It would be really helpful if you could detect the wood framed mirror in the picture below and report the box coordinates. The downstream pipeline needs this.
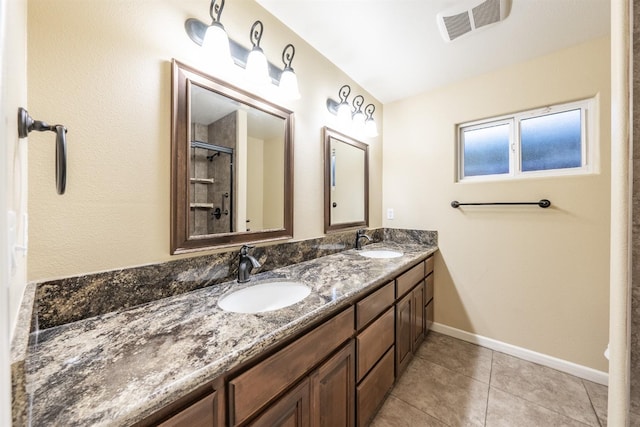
[323,127,369,233]
[171,59,294,254]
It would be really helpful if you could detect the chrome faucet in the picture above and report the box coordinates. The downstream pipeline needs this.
[238,245,261,283]
[355,229,372,250]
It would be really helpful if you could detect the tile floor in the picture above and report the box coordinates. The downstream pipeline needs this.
[370,332,609,427]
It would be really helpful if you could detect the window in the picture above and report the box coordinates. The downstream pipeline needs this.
[457,98,597,181]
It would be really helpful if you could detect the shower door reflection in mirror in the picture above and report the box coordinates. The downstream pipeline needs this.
[189,138,234,235]
[171,60,293,254]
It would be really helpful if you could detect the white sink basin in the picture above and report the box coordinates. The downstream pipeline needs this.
[218,281,311,313]
[358,249,403,259]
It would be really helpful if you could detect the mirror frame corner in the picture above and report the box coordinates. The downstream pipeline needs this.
[323,126,369,234]
[170,59,294,254]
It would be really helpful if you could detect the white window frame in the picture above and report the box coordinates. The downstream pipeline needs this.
[457,97,598,182]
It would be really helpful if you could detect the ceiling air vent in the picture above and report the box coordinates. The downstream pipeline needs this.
[442,12,472,41]
[437,0,511,42]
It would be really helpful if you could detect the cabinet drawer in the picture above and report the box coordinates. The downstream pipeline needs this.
[425,255,434,277]
[356,346,395,427]
[425,273,434,305]
[229,307,354,426]
[356,307,394,382]
[158,391,217,427]
[356,281,394,330]
[396,262,424,298]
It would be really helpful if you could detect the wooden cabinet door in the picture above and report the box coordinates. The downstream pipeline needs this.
[249,379,311,427]
[425,300,434,333]
[310,341,355,427]
[412,281,425,351]
[395,292,413,377]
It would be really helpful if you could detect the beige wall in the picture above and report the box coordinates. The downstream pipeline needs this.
[383,37,611,371]
[26,0,382,282]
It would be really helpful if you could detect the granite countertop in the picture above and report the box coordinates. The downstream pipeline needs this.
[24,242,437,426]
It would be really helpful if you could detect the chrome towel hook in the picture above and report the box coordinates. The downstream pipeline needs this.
[17,107,67,195]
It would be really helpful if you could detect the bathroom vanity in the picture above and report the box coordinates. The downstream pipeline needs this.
[138,249,435,427]
[18,240,436,426]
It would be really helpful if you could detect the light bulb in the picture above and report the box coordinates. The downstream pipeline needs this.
[246,47,270,86]
[353,111,366,133]
[365,119,378,137]
[202,23,233,71]
[337,102,352,127]
[279,69,300,100]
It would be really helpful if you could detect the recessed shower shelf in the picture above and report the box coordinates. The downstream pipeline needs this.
[190,203,214,209]
[190,178,215,184]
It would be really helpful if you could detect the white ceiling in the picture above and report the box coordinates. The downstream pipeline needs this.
[256,0,610,104]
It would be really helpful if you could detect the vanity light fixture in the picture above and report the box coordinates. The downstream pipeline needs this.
[245,21,270,86]
[326,85,378,137]
[325,84,353,127]
[201,0,233,70]
[184,1,301,100]
[364,104,378,137]
[278,44,301,100]
[351,95,366,133]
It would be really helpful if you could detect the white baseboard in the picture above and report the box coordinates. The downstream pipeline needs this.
[431,322,609,386]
